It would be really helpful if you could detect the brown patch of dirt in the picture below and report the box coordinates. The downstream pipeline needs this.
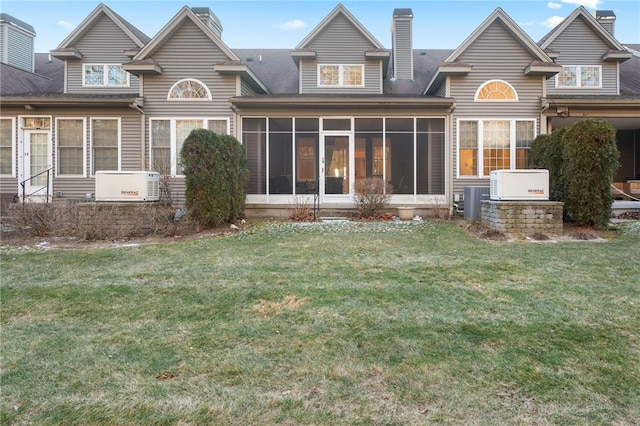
[458,220,614,242]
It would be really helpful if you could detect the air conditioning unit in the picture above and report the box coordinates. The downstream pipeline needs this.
[490,170,549,201]
[95,171,160,202]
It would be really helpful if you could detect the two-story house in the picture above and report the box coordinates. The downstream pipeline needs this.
[1,3,638,214]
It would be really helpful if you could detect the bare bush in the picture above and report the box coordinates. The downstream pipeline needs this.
[353,177,392,219]
[289,196,315,222]
[428,197,451,220]
[10,202,193,241]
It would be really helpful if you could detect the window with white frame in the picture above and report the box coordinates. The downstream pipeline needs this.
[458,119,535,177]
[556,65,601,88]
[83,64,129,87]
[150,118,229,176]
[168,79,212,100]
[475,80,518,101]
[91,118,119,174]
[0,118,15,175]
[318,65,364,87]
[57,118,85,176]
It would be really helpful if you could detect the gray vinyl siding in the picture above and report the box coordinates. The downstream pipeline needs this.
[240,78,258,96]
[3,25,34,72]
[140,20,241,206]
[545,16,619,95]
[66,15,141,94]
[393,19,412,80]
[300,13,382,94]
[0,106,142,200]
[448,21,544,194]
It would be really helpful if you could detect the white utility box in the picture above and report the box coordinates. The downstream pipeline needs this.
[490,170,549,201]
[95,171,160,201]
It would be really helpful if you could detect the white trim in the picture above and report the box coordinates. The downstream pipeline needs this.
[90,117,121,176]
[0,117,16,177]
[149,117,230,176]
[456,118,537,179]
[555,65,602,89]
[167,78,212,101]
[474,79,519,102]
[317,64,365,88]
[55,117,87,178]
[82,64,130,87]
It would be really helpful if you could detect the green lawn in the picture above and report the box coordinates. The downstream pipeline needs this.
[2,221,639,425]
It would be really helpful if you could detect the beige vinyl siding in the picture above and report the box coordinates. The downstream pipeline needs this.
[66,15,141,94]
[449,21,544,194]
[300,13,382,94]
[545,16,618,95]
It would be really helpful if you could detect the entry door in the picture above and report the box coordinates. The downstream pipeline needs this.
[322,135,350,197]
[21,130,52,197]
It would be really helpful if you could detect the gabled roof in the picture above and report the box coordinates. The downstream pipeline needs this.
[424,8,558,95]
[539,6,630,58]
[131,6,239,62]
[52,3,149,55]
[294,3,385,50]
[125,7,268,94]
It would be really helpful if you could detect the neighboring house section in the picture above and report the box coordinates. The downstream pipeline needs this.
[0,13,36,73]
[1,3,638,211]
[538,7,638,182]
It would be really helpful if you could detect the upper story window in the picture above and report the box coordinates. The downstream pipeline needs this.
[318,65,364,87]
[83,64,129,87]
[556,65,601,88]
[168,79,212,100]
[475,80,518,101]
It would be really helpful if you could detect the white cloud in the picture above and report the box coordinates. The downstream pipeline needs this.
[547,2,563,9]
[520,20,536,28]
[276,19,307,30]
[541,15,566,28]
[560,0,601,9]
[57,20,73,29]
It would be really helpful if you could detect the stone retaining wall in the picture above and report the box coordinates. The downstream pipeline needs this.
[77,202,166,238]
[481,200,564,234]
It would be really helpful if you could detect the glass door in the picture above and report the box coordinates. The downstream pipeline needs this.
[322,135,350,197]
[22,130,52,197]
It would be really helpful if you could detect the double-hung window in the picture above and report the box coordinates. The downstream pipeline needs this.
[83,64,129,87]
[318,65,364,87]
[57,118,85,176]
[91,118,119,174]
[458,119,535,177]
[556,65,601,88]
[0,118,15,176]
[150,118,229,176]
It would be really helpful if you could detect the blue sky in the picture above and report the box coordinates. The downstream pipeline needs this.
[2,0,639,53]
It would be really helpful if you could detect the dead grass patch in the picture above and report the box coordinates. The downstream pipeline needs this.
[252,295,310,317]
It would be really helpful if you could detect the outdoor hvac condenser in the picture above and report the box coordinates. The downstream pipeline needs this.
[490,170,549,201]
[95,171,160,202]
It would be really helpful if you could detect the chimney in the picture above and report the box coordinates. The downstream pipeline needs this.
[391,8,413,80]
[595,10,616,37]
[192,7,223,39]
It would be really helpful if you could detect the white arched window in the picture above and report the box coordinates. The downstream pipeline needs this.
[474,80,518,101]
[167,79,212,101]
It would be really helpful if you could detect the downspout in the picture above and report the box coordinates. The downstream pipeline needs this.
[540,97,550,134]
[129,98,145,170]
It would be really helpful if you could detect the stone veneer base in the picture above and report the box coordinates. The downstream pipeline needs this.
[481,200,564,235]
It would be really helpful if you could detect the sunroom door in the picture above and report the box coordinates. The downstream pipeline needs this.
[21,129,52,198]
[322,134,351,199]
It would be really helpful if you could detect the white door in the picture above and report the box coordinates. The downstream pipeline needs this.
[21,130,52,198]
[321,134,351,200]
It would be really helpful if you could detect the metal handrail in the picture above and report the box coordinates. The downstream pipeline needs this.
[313,178,320,221]
[19,167,52,204]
